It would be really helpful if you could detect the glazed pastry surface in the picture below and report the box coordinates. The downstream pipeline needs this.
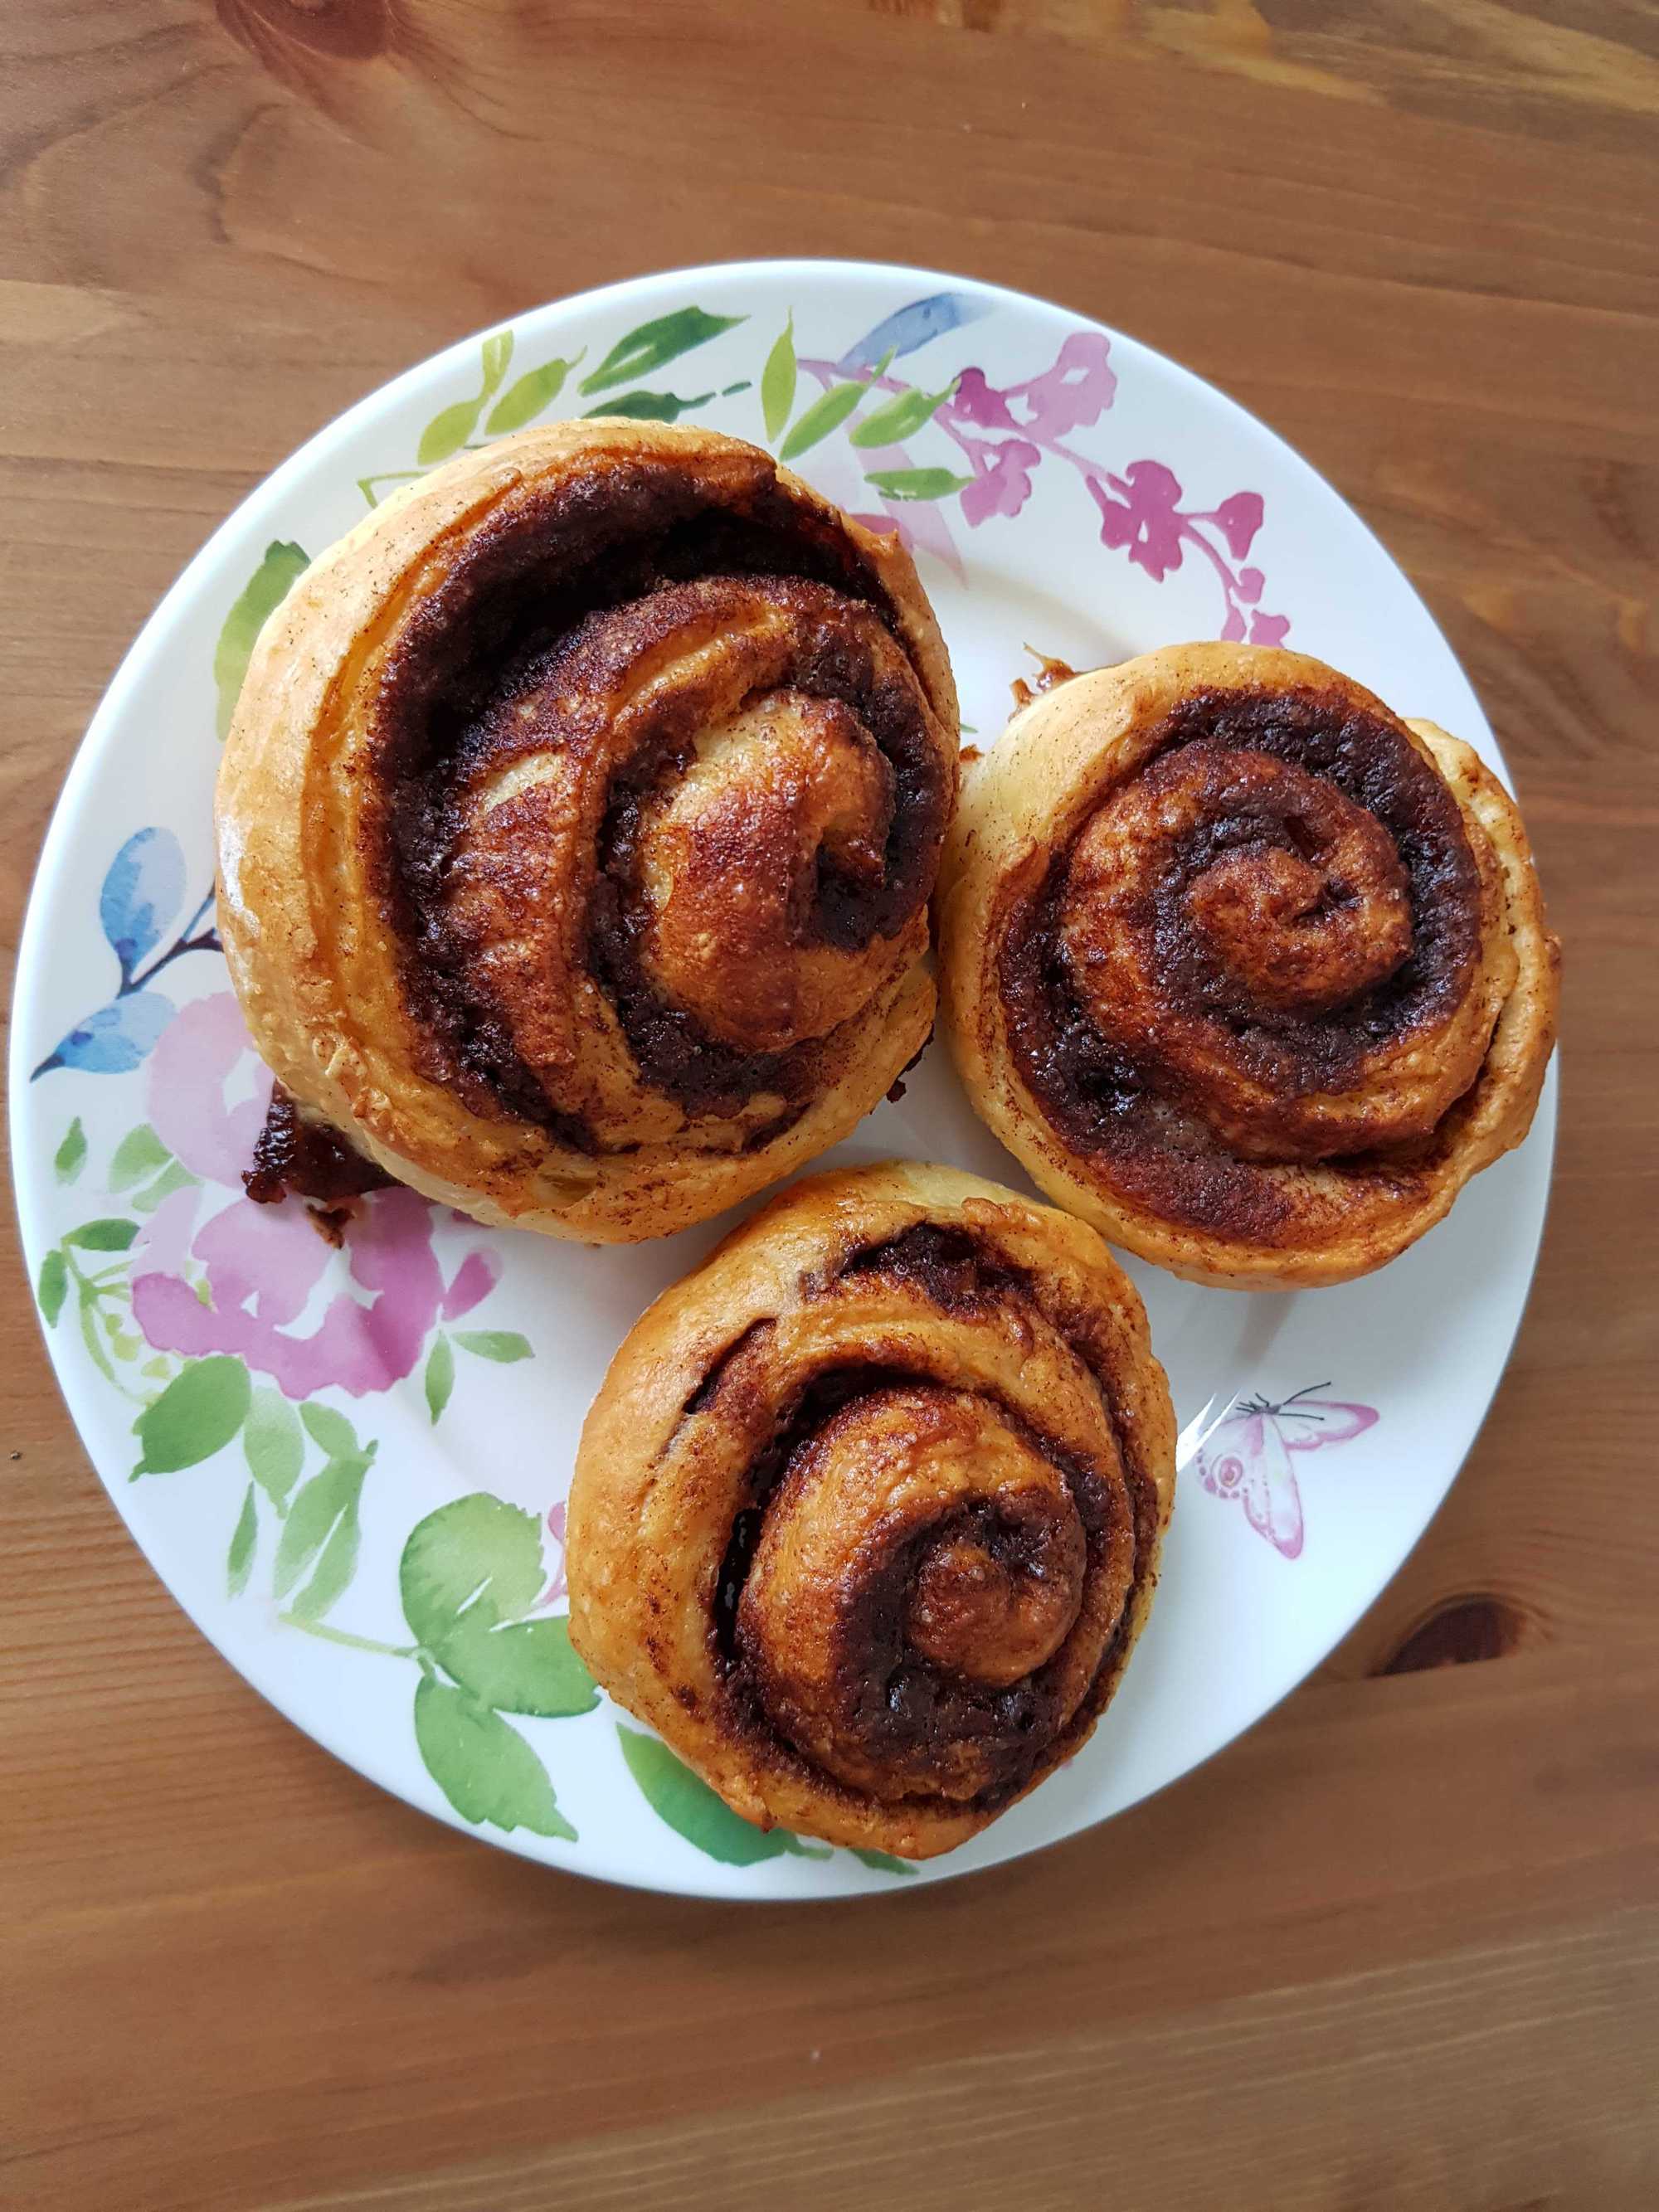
[566,1162,1175,1858]
[216,419,958,1241]
[939,644,1559,1288]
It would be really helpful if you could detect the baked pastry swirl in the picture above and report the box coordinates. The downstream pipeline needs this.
[216,420,958,1241]
[567,1162,1175,1859]
[941,644,1559,1288]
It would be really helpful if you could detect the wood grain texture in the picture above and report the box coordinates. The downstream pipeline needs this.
[1,2,1655,2206]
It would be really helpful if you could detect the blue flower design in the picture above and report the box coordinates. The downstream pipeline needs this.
[32,828,218,1080]
[835,292,992,373]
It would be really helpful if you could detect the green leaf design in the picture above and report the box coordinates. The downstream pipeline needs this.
[852,1848,917,1875]
[578,306,745,397]
[479,328,514,395]
[274,1456,367,1602]
[414,1678,576,1840]
[443,1616,597,1719]
[244,1386,304,1508]
[132,1355,251,1477]
[583,389,713,422]
[299,1403,361,1460]
[131,1160,196,1214]
[416,398,483,467]
[141,1356,171,1382]
[226,1485,258,1597]
[761,314,796,441]
[54,1120,87,1185]
[36,1249,69,1330]
[424,1334,455,1424]
[618,1726,806,1864]
[779,382,866,461]
[863,466,973,500]
[79,1291,118,1386]
[287,1494,362,1623]
[452,1330,532,1364]
[849,379,958,449]
[214,541,309,739]
[108,1123,170,1192]
[414,332,510,464]
[65,1218,138,1252]
[400,1493,545,1646]
[484,356,578,435]
[399,1494,593,1715]
[777,349,893,463]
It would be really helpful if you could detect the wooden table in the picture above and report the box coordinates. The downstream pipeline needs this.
[2,6,1654,2207]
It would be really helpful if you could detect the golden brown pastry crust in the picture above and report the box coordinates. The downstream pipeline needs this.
[939,644,1559,1290]
[566,1161,1175,1859]
[216,419,958,1242]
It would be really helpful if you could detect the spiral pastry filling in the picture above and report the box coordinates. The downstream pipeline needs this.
[694,1228,1153,1816]
[566,1169,1175,1855]
[217,425,958,1237]
[727,1368,1114,1805]
[999,684,1514,1240]
[380,530,950,1157]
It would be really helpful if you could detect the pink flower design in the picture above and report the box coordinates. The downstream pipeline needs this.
[1210,492,1264,562]
[1087,460,1188,581]
[881,493,966,579]
[950,367,1020,432]
[804,317,1289,659]
[539,1501,569,1608]
[945,334,1116,445]
[129,993,501,1399]
[1014,331,1117,440]
[147,994,268,1184]
[960,435,1041,527]
[442,1251,499,1320]
[1083,461,1291,642]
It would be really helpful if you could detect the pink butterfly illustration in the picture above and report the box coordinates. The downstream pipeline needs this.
[1194,1384,1379,1560]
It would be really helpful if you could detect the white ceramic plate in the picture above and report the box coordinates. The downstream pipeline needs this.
[10,260,1554,1898]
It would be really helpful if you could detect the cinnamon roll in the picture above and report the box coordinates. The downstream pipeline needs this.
[940,644,1559,1289]
[566,1162,1175,1859]
[215,421,958,1242]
